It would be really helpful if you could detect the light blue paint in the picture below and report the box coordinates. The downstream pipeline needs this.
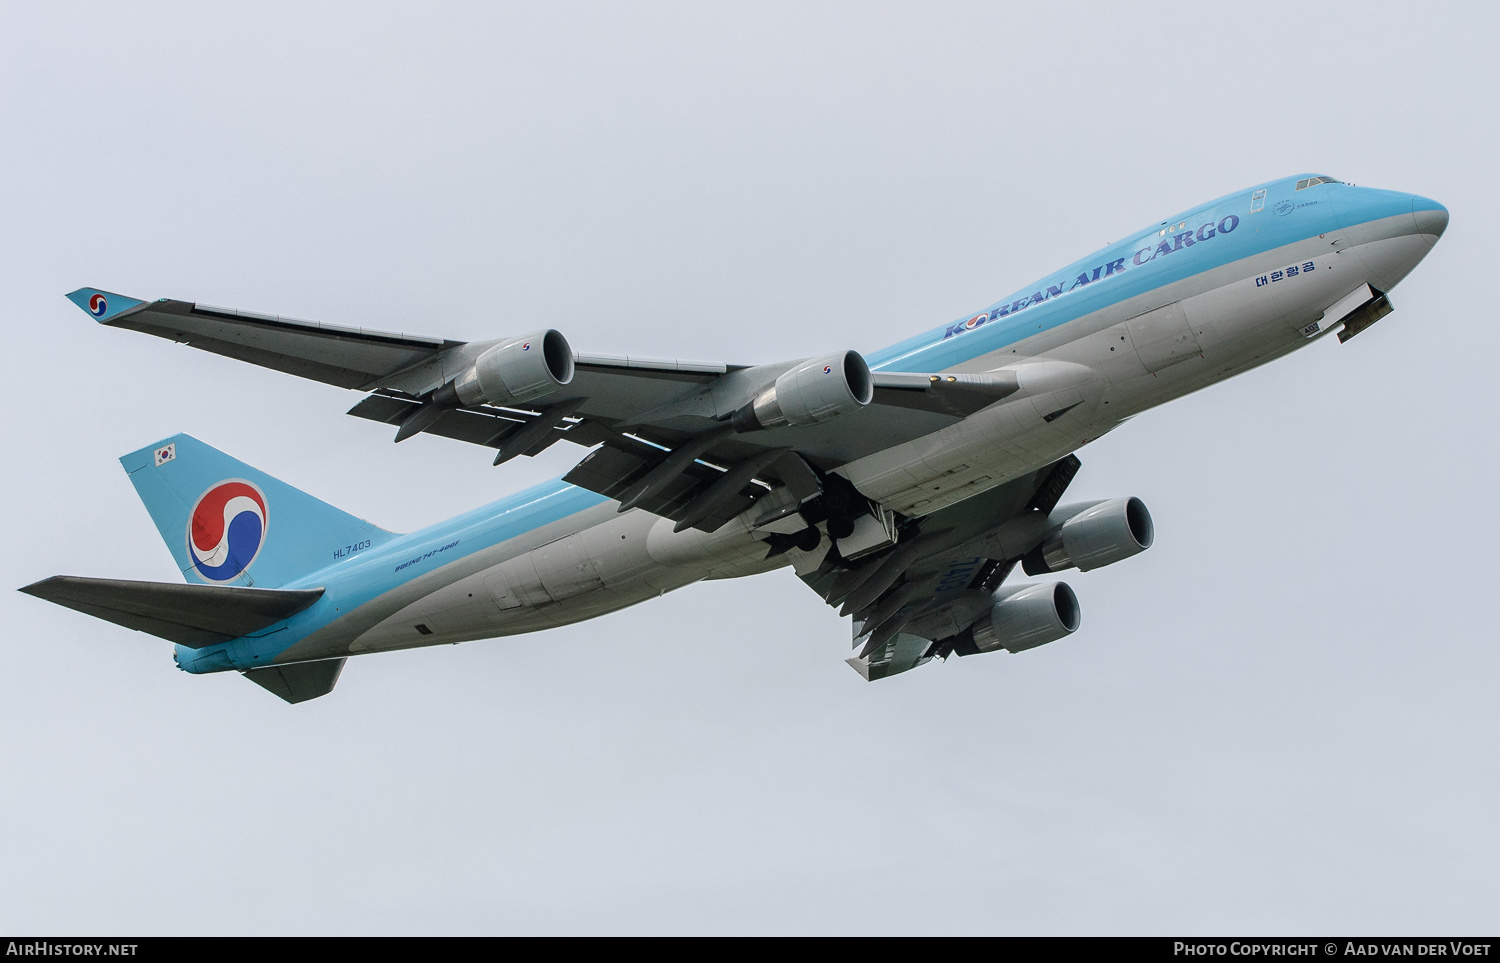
[865,175,1425,373]
[65,287,145,323]
[165,462,608,673]
[122,434,396,589]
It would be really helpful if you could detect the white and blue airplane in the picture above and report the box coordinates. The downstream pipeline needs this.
[23,174,1447,703]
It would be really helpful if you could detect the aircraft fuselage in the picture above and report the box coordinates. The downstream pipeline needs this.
[106,175,1453,678]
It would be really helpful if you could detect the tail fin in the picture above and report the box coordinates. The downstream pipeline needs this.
[122,434,396,588]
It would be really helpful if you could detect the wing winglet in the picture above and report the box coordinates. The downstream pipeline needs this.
[65,287,147,323]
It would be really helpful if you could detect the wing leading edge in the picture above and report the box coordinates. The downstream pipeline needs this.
[76,292,461,390]
[74,289,1016,537]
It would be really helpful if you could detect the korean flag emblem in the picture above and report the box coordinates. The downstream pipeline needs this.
[154,443,176,467]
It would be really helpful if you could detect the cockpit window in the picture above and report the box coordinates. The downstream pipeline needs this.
[1296,176,1345,190]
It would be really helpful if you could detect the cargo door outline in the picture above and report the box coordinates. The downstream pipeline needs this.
[1126,302,1202,373]
[533,535,605,601]
[484,554,552,609]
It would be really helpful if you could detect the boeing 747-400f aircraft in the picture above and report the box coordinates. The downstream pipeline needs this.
[23,174,1447,703]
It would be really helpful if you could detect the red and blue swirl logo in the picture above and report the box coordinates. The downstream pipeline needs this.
[186,480,267,582]
[88,293,108,317]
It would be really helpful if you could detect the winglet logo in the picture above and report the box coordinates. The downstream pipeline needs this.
[88,293,108,317]
[187,480,268,582]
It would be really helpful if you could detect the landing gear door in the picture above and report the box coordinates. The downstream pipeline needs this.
[1126,302,1202,373]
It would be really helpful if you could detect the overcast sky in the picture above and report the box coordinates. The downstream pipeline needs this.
[2,1,1496,935]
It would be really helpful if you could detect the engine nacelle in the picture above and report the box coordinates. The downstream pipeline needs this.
[1022,496,1154,575]
[964,582,1080,654]
[444,329,575,408]
[731,350,873,431]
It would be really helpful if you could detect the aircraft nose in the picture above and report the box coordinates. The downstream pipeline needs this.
[1411,195,1448,245]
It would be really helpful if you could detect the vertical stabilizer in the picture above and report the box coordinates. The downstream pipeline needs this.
[121,434,396,588]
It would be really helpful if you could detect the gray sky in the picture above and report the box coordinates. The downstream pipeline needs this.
[2,1,1496,935]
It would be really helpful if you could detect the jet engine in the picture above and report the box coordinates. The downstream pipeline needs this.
[952,582,1081,655]
[436,329,576,408]
[731,350,873,431]
[1022,497,1154,575]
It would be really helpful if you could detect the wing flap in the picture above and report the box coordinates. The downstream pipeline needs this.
[348,392,525,447]
[562,439,762,532]
[346,390,613,452]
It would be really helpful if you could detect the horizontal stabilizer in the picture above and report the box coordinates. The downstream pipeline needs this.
[242,659,345,704]
[20,576,323,648]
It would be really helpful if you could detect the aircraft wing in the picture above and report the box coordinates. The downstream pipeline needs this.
[68,289,464,391]
[71,288,1015,532]
[340,352,1013,470]
[793,454,1081,681]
